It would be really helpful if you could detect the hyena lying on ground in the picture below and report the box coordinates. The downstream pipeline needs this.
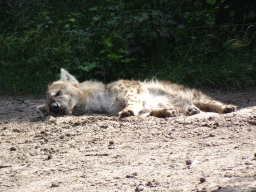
[37,68,237,118]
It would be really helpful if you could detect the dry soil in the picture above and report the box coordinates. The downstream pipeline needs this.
[1,88,256,192]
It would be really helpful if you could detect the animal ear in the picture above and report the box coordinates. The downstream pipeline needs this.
[37,104,47,116]
[60,68,79,85]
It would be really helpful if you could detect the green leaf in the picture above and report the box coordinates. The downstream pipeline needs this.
[100,49,108,54]
[78,62,97,72]
[89,7,98,11]
[121,58,135,63]
[104,41,113,48]
[206,0,216,5]
[119,48,128,54]
[108,54,122,59]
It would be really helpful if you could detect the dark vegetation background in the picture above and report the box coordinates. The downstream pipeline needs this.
[0,0,256,95]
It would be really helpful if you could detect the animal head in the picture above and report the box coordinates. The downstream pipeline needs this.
[37,68,80,116]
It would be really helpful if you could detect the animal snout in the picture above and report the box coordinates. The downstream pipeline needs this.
[51,103,59,113]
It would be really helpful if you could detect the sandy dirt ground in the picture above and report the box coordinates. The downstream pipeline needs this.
[1,88,256,192]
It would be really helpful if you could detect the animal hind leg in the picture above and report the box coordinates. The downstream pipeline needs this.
[193,100,237,114]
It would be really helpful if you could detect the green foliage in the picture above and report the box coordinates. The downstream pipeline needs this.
[0,0,256,95]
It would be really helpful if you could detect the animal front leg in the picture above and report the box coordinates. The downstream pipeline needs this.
[119,103,143,118]
[149,108,177,118]
[185,106,201,116]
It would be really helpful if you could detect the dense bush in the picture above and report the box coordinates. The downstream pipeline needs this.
[0,0,256,95]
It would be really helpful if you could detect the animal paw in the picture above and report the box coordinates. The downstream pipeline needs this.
[119,110,135,118]
[222,105,237,113]
[149,109,177,118]
[186,106,200,116]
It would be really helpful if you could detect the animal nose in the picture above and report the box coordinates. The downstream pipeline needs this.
[51,103,59,113]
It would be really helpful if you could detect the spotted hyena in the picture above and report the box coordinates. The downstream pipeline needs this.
[37,68,237,118]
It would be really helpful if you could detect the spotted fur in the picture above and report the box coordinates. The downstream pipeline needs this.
[37,69,237,118]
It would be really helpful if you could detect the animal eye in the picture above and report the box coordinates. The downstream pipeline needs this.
[55,90,62,97]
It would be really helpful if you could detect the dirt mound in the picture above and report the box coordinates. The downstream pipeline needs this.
[1,89,256,191]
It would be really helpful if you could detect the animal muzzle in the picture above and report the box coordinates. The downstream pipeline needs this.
[50,103,60,113]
